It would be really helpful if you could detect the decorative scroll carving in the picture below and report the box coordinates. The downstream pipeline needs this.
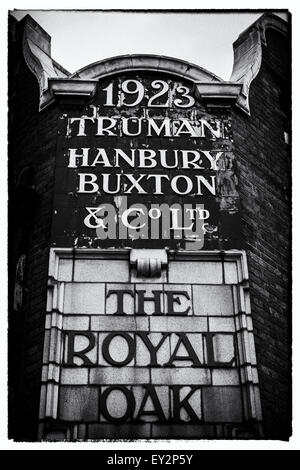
[130,249,168,278]
[230,13,288,114]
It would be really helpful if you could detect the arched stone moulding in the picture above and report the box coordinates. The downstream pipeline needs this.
[20,12,288,112]
[70,54,223,82]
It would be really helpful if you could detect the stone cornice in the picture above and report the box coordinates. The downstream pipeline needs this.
[194,83,242,103]
[48,78,98,100]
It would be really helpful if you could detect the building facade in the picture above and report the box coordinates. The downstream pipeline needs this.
[8,12,291,441]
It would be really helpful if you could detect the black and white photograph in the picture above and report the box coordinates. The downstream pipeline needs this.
[2,1,297,452]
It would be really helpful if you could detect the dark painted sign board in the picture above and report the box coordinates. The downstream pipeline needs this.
[52,72,242,249]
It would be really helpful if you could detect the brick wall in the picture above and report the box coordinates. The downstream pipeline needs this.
[8,17,60,440]
[232,28,291,439]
